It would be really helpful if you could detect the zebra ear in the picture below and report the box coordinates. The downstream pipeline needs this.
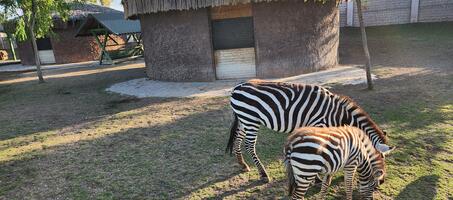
[376,144,395,155]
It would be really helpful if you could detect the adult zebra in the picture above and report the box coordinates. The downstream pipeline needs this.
[285,126,395,199]
[226,79,391,182]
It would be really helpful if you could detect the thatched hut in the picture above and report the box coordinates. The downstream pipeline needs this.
[17,3,125,65]
[123,0,340,81]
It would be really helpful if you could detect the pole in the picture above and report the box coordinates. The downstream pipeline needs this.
[356,0,374,90]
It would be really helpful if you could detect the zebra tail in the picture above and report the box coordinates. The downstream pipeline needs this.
[285,145,295,197]
[286,156,296,197]
[226,113,239,156]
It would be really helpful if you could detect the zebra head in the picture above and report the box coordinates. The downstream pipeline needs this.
[360,146,395,199]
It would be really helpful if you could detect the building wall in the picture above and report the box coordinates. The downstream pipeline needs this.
[17,22,126,66]
[339,2,348,27]
[51,26,99,64]
[17,41,35,65]
[419,0,453,22]
[139,9,215,82]
[353,0,412,27]
[253,0,339,78]
[339,0,453,27]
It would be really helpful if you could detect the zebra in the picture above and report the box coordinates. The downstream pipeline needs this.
[285,126,395,200]
[226,80,391,182]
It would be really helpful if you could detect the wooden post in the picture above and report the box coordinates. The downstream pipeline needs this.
[91,29,113,65]
[356,0,373,90]
[7,33,17,60]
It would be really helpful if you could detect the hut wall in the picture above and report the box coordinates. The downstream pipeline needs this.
[140,9,215,82]
[51,26,99,64]
[252,0,339,78]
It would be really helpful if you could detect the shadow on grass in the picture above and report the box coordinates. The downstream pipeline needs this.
[395,175,440,200]
[0,63,155,140]
[2,63,451,199]
[0,103,242,199]
[212,180,267,199]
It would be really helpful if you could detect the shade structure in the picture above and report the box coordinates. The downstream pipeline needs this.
[76,13,143,65]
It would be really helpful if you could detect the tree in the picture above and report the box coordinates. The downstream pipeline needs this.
[356,0,374,90]
[1,0,70,83]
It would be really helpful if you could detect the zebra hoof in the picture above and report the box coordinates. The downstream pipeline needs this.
[260,176,271,183]
[241,166,251,172]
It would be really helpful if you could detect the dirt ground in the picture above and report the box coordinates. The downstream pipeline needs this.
[0,22,452,199]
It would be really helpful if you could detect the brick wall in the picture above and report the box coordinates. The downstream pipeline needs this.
[17,23,126,66]
[51,26,99,64]
[339,2,347,27]
[339,0,453,27]
[419,0,453,22]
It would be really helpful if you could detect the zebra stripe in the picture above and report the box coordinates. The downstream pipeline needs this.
[226,80,390,181]
[285,126,392,200]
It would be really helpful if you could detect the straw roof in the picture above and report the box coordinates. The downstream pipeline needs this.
[123,0,336,19]
[56,2,123,22]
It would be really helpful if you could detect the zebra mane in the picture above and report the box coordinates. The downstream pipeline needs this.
[339,95,388,144]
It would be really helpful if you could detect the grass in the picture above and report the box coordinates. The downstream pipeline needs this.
[0,22,452,199]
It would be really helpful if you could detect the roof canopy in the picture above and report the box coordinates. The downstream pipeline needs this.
[122,0,337,19]
[76,13,141,36]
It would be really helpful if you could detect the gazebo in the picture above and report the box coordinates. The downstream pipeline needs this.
[76,13,142,64]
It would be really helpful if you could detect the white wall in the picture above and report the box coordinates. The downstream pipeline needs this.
[339,0,453,27]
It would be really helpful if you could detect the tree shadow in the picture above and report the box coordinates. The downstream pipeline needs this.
[0,103,240,199]
[0,61,172,141]
[395,175,440,200]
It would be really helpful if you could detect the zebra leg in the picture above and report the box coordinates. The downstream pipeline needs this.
[244,131,270,182]
[319,174,332,199]
[233,129,250,172]
[344,165,357,200]
[292,176,315,200]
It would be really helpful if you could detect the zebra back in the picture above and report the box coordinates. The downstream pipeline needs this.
[230,80,389,149]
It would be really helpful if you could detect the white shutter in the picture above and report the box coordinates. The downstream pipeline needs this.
[215,47,256,79]
[38,50,56,64]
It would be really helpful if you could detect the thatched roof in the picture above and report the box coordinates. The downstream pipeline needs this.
[57,3,123,22]
[122,0,335,19]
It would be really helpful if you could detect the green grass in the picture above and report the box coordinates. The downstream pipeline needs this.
[0,23,452,199]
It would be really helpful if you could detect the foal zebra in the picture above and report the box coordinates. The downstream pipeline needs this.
[285,126,394,200]
[226,80,391,182]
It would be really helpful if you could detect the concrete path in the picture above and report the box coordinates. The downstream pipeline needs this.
[107,65,376,98]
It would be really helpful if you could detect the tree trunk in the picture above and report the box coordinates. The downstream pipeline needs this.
[30,0,45,83]
[356,0,373,90]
